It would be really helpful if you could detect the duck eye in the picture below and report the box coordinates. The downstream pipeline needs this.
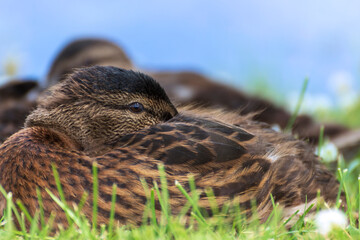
[128,102,144,113]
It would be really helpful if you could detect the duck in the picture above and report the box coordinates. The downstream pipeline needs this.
[45,38,349,145]
[0,66,341,228]
[0,79,38,101]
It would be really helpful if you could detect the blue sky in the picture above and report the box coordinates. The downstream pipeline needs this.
[1,0,359,107]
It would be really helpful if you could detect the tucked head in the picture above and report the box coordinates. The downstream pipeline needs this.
[26,66,178,155]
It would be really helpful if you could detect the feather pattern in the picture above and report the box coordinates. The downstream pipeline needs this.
[0,66,341,228]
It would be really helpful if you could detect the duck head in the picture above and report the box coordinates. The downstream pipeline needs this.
[26,66,178,155]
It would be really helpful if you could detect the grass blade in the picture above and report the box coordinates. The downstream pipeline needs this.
[175,180,208,227]
[338,168,354,225]
[153,181,169,225]
[317,125,325,156]
[16,200,32,224]
[51,163,72,225]
[92,161,99,230]
[285,77,309,132]
[45,188,80,226]
[205,187,219,216]
[36,188,45,228]
[158,164,171,218]
[150,188,158,226]
[108,183,117,236]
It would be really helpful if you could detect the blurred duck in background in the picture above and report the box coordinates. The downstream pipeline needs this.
[46,38,134,87]
[151,71,349,144]
[0,79,38,142]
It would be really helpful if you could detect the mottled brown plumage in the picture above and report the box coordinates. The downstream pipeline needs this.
[0,66,341,228]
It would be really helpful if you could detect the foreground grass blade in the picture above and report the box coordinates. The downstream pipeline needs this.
[150,188,157,226]
[9,203,27,238]
[338,168,354,226]
[36,188,45,228]
[108,183,117,236]
[16,200,32,224]
[205,187,219,216]
[158,164,171,218]
[92,162,99,231]
[175,180,208,227]
[153,181,169,226]
[5,192,14,234]
[45,189,80,227]
[51,163,72,225]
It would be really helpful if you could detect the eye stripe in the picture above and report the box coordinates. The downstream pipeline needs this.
[102,103,174,120]
[103,103,151,114]
[102,104,128,110]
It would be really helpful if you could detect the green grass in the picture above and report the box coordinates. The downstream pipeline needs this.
[0,154,360,239]
[285,78,309,132]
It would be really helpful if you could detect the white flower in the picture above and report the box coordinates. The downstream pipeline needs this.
[315,209,348,236]
[173,85,194,101]
[338,91,358,109]
[328,70,354,96]
[328,70,358,109]
[316,141,339,163]
[271,124,281,132]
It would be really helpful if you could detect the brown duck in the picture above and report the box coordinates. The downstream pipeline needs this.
[0,66,341,227]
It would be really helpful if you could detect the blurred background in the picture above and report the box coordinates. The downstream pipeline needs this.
[1,0,359,123]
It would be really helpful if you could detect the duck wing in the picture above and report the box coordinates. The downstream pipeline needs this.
[115,114,255,166]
